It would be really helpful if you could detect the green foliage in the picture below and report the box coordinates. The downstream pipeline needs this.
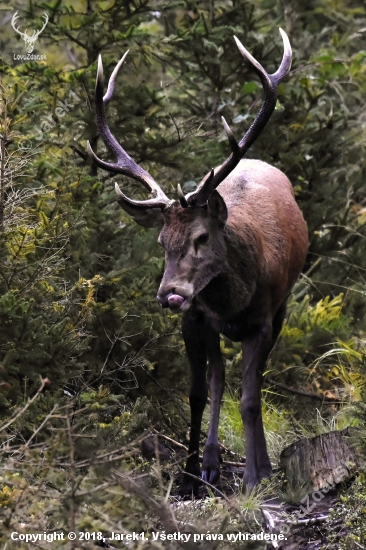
[0,97,89,408]
[325,480,366,549]
[224,292,364,403]
[2,0,366,407]
[1,0,366,544]
[273,293,353,387]
[0,393,269,550]
[219,393,297,461]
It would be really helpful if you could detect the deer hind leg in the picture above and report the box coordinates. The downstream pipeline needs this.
[201,323,225,485]
[181,309,208,496]
[272,301,287,348]
[241,322,273,490]
[254,301,288,479]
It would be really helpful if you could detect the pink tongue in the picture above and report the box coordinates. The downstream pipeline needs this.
[168,294,185,310]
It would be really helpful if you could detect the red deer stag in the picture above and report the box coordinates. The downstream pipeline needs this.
[87,29,308,494]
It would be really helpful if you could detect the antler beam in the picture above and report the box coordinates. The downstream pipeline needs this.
[87,53,170,210]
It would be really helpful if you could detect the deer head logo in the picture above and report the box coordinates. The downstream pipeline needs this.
[11,11,49,54]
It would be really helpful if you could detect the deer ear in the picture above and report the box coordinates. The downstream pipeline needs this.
[207,190,228,226]
[117,199,164,229]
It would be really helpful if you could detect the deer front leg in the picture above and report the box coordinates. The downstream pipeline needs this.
[241,322,273,490]
[181,309,208,496]
[202,325,225,485]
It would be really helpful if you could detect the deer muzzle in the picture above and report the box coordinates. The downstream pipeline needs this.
[168,294,186,310]
[156,292,187,311]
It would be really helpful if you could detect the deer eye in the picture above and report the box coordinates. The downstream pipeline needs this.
[194,233,209,250]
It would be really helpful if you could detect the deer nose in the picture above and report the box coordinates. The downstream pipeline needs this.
[156,291,172,308]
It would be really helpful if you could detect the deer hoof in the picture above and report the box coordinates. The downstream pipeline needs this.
[201,468,220,485]
[244,471,261,491]
[202,443,221,485]
[180,459,201,497]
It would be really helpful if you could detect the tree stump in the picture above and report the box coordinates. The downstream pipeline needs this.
[279,428,361,497]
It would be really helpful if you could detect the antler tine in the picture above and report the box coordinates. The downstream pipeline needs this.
[87,53,170,209]
[185,29,292,207]
[177,184,188,208]
[272,28,292,83]
[222,116,240,157]
[114,182,169,210]
[103,50,129,106]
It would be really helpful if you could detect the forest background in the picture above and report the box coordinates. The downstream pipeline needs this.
[0,0,366,548]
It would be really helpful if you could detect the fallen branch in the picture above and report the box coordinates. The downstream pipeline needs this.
[152,430,246,466]
[224,460,246,467]
[153,430,188,451]
[266,378,343,403]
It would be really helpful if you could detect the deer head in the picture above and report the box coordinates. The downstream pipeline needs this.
[87,30,292,312]
[12,11,49,54]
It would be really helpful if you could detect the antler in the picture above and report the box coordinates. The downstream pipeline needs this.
[184,28,292,207]
[35,13,49,37]
[11,11,25,38]
[87,53,170,210]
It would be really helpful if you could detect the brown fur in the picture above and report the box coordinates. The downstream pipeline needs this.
[158,159,308,329]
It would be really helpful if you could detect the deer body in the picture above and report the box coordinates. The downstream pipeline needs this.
[156,158,307,491]
[88,30,308,493]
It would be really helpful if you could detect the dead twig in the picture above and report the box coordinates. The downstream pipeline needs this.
[181,471,253,533]
[266,378,343,403]
[152,430,246,466]
[0,378,49,433]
